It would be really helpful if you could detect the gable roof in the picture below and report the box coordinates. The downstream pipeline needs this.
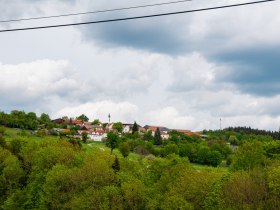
[71,119,83,125]
[171,129,200,136]
[144,125,169,132]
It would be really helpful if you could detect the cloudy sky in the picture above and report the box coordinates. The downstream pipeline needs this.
[1,0,280,131]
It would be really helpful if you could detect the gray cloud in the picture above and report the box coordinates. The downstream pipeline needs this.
[2,0,280,131]
[214,46,280,96]
[78,0,280,98]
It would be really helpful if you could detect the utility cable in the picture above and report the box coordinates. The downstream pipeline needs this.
[0,0,192,23]
[0,0,277,33]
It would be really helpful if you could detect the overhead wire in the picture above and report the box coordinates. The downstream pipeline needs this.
[0,0,192,23]
[0,0,277,33]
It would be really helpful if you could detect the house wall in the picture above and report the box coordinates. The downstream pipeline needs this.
[123,125,131,133]
[88,134,107,142]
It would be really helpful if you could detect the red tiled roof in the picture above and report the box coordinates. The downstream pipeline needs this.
[172,129,200,136]
[71,120,83,125]
[145,126,164,132]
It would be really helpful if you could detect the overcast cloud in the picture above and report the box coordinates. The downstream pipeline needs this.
[1,0,280,131]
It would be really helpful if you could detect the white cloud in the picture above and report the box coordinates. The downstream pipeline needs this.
[222,115,280,131]
[145,106,197,130]
[168,52,216,92]
[0,60,78,102]
[55,100,139,123]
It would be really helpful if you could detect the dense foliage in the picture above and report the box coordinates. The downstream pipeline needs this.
[0,110,280,209]
[206,126,280,141]
[0,125,280,209]
[0,111,53,130]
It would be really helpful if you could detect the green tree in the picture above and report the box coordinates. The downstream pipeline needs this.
[132,121,139,134]
[178,143,192,158]
[106,131,119,154]
[0,126,5,135]
[154,128,163,145]
[0,135,7,148]
[228,135,239,145]
[77,114,89,122]
[196,146,210,164]
[207,151,222,167]
[267,165,280,209]
[1,189,27,210]
[40,165,78,209]
[119,141,130,158]
[263,141,280,158]
[1,155,25,191]
[9,139,24,156]
[112,156,120,173]
[231,141,266,171]
[171,169,223,209]
[121,178,145,210]
[91,119,100,125]
[39,113,51,123]
[168,130,181,144]
[268,166,280,196]
[164,144,179,156]
[222,170,268,209]
[143,130,153,142]
[27,112,37,121]
[161,194,194,210]
[81,132,88,143]
[112,122,123,133]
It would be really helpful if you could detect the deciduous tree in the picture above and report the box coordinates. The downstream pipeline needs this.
[76,114,89,122]
[106,131,119,155]
[119,142,130,158]
[231,141,266,171]
[112,122,123,133]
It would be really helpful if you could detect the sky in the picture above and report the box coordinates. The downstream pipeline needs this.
[1,0,280,131]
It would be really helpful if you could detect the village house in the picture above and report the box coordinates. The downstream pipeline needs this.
[122,123,145,133]
[88,130,107,141]
[52,117,69,125]
[123,123,133,133]
[144,125,170,139]
[171,129,201,136]
[52,116,202,142]
[70,119,83,126]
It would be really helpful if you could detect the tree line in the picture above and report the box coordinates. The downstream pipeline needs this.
[207,126,280,140]
[0,111,52,130]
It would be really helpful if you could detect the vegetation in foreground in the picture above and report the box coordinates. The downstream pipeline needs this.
[0,125,280,210]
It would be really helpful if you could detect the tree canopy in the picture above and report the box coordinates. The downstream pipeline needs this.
[106,131,119,154]
[112,122,123,133]
[76,114,89,122]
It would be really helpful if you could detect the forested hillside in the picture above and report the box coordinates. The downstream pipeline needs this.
[1,124,280,210]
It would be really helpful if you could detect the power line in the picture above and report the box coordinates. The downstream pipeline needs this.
[0,0,277,33]
[0,0,192,23]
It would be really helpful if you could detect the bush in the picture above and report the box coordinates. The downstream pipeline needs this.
[163,144,179,157]
[0,126,5,135]
[119,142,130,158]
[0,135,7,148]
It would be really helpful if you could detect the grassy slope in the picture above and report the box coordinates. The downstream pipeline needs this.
[4,127,59,142]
